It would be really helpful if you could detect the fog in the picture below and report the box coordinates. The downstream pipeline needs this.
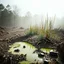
[17,15,64,29]
[0,0,64,29]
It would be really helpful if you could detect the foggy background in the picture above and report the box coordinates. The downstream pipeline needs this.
[0,0,64,29]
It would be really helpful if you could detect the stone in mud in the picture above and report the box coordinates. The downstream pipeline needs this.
[14,49,20,52]
[49,51,58,58]
[49,52,58,58]
[23,45,26,48]
[20,27,24,29]
[44,60,49,64]
[38,53,45,58]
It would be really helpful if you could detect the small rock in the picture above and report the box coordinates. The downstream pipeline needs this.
[49,52,58,58]
[38,53,45,58]
[23,45,26,48]
[14,49,20,52]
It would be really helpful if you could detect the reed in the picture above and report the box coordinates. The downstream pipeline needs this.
[26,16,60,40]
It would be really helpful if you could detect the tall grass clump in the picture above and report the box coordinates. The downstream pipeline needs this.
[38,16,54,39]
[26,16,56,40]
[26,25,39,36]
[26,15,61,42]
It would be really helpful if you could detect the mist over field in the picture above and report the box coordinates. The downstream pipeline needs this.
[0,0,64,29]
[0,10,64,29]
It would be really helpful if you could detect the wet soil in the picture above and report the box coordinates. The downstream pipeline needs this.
[0,27,64,64]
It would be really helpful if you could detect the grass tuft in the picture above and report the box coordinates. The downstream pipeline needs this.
[26,25,39,36]
[26,16,60,41]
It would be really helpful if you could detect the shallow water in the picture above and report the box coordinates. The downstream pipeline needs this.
[8,42,43,63]
[8,42,54,64]
[40,48,54,53]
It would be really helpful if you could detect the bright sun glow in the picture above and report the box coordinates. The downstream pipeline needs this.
[1,0,64,17]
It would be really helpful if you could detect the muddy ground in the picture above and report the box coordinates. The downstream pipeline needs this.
[0,26,64,64]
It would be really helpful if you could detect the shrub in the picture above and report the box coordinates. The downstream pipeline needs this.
[26,16,57,40]
[26,25,39,36]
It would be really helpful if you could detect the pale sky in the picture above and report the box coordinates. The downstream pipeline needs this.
[1,0,64,17]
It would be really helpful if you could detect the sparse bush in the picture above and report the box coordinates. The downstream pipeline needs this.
[26,16,60,41]
[26,25,39,36]
[38,16,54,39]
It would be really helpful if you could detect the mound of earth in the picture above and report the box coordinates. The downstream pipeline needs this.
[0,27,64,64]
[0,27,8,36]
[57,42,64,63]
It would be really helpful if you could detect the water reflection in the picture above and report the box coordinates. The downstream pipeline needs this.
[8,42,54,64]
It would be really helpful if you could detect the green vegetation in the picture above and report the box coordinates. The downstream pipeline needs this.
[26,16,53,37]
[26,16,61,41]
[40,48,54,53]
[9,43,20,48]
[26,25,39,36]
[19,61,31,64]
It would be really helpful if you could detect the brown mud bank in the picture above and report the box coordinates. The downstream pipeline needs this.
[0,27,64,64]
[0,27,27,64]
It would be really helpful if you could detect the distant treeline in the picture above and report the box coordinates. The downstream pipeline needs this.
[0,4,32,27]
[0,4,17,26]
[0,4,64,29]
